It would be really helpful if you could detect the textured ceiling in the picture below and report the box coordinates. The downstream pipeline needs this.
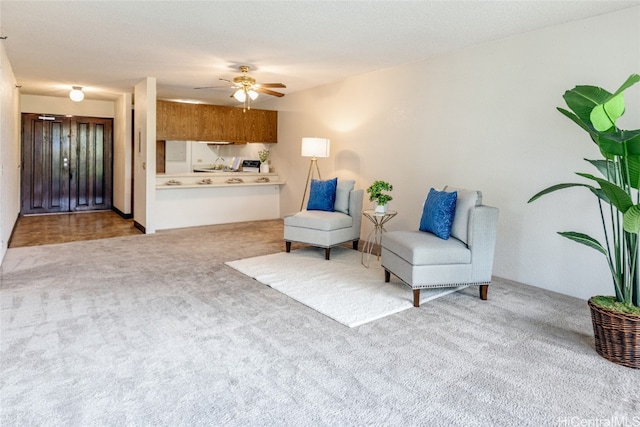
[1,1,638,107]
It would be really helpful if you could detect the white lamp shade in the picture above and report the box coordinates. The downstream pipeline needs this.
[301,137,330,158]
[69,86,84,102]
[233,89,246,102]
[248,90,259,100]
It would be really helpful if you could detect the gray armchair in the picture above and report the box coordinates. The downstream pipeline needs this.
[381,186,499,307]
[284,188,363,260]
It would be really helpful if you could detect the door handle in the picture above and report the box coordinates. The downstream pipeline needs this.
[63,158,72,180]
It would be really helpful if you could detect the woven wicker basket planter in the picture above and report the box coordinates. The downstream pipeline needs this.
[588,299,640,369]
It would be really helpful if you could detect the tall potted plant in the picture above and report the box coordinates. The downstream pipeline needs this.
[529,73,640,368]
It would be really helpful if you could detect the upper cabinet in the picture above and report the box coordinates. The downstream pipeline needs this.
[156,100,277,143]
[245,109,278,143]
[156,101,196,140]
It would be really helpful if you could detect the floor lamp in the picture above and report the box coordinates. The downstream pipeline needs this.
[300,137,331,210]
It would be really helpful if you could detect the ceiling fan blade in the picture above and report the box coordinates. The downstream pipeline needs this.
[194,77,236,89]
[255,87,285,97]
[257,83,286,88]
[194,85,232,90]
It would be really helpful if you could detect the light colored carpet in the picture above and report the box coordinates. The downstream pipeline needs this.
[227,246,465,327]
[1,219,638,426]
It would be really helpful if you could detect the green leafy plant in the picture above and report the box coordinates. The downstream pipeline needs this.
[258,149,270,163]
[367,180,393,205]
[528,73,640,310]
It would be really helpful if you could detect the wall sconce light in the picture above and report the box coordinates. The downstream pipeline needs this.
[69,86,84,102]
[300,137,331,210]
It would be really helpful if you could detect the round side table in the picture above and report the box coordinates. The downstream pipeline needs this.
[361,209,397,268]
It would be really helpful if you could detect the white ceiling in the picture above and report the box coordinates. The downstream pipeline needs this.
[2,1,638,107]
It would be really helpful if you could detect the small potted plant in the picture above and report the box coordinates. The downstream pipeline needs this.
[367,180,393,213]
[258,149,270,173]
[529,73,640,368]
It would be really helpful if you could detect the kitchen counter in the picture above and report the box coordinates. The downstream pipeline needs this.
[156,171,284,188]
[155,172,285,230]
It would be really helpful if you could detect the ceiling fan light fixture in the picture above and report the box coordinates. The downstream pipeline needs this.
[233,89,246,102]
[194,65,284,110]
[69,86,84,102]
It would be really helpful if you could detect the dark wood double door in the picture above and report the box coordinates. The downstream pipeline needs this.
[21,114,113,214]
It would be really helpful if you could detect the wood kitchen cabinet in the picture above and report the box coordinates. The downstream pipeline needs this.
[156,100,196,140]
[245,109,278,143]
[218,106,245,142]
[156,100,277,143]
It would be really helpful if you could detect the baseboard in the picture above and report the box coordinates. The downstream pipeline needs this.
[133,221,146,233]
[112,206,133,219]
[6,212,20,249]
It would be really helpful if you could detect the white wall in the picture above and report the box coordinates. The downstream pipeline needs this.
[263,7,640,301]
[0,43,20,264]
[21,94,114,117]
[113,93,133,215]
[133,78,157,233]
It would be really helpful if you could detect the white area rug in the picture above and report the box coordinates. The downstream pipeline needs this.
[226,246,466,327]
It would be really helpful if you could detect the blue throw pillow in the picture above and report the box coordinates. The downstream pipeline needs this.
[307,177,338,211]
[419,188,457,239]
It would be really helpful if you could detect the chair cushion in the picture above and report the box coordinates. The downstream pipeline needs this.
[284,210,353,231]
[443,186,482,245]
[419,188,457,239]
[383,230,471,265]
[334,179,355,214]
[307,177,338,211]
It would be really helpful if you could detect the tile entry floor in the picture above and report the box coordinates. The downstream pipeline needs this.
[8,210,143,248]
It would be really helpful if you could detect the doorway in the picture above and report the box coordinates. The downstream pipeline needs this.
[21,113,113,215]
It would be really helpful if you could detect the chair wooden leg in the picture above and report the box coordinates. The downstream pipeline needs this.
[413,289,420,307]
[325,248,330,260]
[479,284,488,300]
[384,269,390,282]
[352,239,359,250]
[285,241,291,253]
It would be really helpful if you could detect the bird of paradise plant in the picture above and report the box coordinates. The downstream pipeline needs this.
[529,74,640,312]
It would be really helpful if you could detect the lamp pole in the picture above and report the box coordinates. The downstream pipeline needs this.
[300,156,322,211]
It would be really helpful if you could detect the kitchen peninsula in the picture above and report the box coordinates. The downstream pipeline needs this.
[156,171,285,230]
[155,99,283,230]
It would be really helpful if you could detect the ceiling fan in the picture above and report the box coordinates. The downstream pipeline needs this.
[195,65,286,111]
